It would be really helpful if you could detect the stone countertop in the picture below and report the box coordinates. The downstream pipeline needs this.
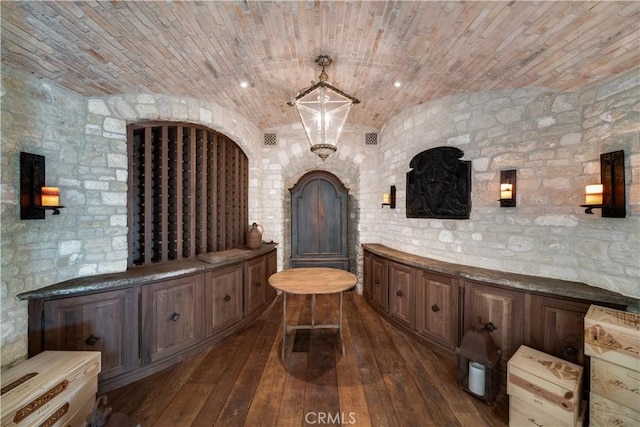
[18,243,278,300]
[363,243,639,311]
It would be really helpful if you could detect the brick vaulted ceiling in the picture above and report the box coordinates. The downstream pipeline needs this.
[1,1,639,130]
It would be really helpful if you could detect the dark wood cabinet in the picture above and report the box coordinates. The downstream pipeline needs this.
[290,171,349,270]
[416,271,459,350]
[361,244,632,392]
[24,246,277,393]
[141,274,204,364]
[388,261,416,329]
[43,288,138,381]
[463,280,524,366]
[204,265,243,336]
[244,255,267,315]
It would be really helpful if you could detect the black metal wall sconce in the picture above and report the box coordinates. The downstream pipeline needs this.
[498,170,516,208]
[382,185,396,208]
[20,152,64,219]
[581,150,625,217]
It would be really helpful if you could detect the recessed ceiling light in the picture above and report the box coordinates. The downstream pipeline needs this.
[240,81,248,88]
[394,81,401,88]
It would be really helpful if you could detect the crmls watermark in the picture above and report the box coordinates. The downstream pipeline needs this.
[304,411,357,425]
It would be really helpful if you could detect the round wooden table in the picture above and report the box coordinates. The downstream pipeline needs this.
[268,267,357,359]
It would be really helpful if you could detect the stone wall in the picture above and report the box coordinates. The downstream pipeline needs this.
[368,68,639,299]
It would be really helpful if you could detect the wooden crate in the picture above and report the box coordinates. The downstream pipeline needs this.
[507,345,582,427]
[66,394,97,427]
[509,396,585,427]
[591,357,640,411]
[584,305,640,372]
[590,392,640,427]
[1,351,100,427]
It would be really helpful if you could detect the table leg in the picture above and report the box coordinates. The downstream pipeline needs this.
[311,293,316,326]
[339,291,345,356]
[282,292,287,360]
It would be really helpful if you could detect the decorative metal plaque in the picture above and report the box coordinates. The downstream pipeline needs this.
[406,147,471,219]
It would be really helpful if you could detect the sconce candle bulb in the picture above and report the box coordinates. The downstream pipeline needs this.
[500,184,513,201]
[382,185,396,209]
[41,187,60,207]
[499,170,516,207]
[20,152,65,218]
[580,150,625,217]
[584,184,603,206]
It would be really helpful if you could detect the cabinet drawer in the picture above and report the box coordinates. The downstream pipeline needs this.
[388,262,416,329]
[530,295,589,366]
[370,255,388,312]
[590,392,640,427]
[142,275,204,364]
[416,271,458,349]
[244,256,267,315]
[205,266,243,335]
[464,280,524,365]
[591,357,640,410]
[43,288,137,380]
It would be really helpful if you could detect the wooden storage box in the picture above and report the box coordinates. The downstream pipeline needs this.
[584,305,640,372]
[507,345,582,427]
[591,357,640,410]
[509,396,585,427]
[1,351,100,427]
[590,392,640,427]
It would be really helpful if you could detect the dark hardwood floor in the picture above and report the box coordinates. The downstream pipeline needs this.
[106,292,509,426]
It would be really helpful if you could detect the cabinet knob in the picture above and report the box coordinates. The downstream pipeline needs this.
[84,334,101,346]
[224,295,231,302]
[374,279,380,285]
[171,313,181,322]
[396,290,403,297]
[431,304,440,312]
[561,346,578,357]
[255,281,261,287]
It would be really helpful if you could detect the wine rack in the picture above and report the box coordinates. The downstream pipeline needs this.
[127,122,249,266]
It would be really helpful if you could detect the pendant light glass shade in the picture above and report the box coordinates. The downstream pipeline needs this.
[288,56,359,161]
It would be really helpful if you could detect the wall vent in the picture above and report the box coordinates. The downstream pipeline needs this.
[365,132,378,145]
[264,133,277,146]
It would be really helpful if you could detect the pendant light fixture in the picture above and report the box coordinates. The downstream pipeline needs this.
[288,55,360,161]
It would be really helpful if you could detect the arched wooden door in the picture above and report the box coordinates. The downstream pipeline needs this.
[290,171,349,271]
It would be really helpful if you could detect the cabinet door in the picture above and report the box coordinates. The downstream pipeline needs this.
[266,249,277,301]
[142,275,203,364]
[463,280,524,366]
[388,262,416,328]
[43,288,138,380]
[529,295,591,366]
[244,255,266,315]
[416,271,459,349]
[363,251,373,300]
[371,255,388,312]
[204,265,243,336]
[290,171,349,270]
